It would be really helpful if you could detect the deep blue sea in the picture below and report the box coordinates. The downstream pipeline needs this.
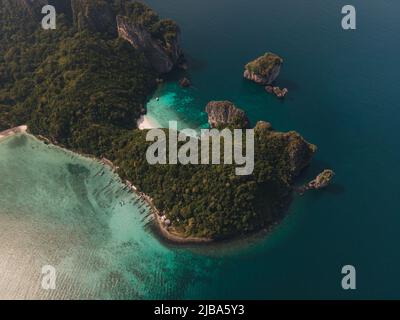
[143,0,400,299]
[0,0,399,299]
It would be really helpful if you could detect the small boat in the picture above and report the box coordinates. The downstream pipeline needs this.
[156,97,160,101]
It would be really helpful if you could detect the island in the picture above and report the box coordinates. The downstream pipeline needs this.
[1,0,321,242]
[205,101,250,129]
[244,52,283,85]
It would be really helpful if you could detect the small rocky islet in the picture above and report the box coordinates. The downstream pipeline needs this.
[244,52,289,99]
[309,170,335,190]
[244,52,283,85]
[297,170,335,195]
[205,101,250,129]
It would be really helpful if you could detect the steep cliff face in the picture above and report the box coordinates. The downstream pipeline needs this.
[205,101,250,129]
[116,15,182,74]
[262,131,316,179]
[244,52,283,85]
[8,0,183,74]
[71,0,117,36]
[284,131,317,178]
[254,121,316,181]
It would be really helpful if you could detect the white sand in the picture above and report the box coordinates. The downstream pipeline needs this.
[0,125,28,141]
[137,115,160,130]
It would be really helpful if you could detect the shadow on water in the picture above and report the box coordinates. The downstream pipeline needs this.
[296,159,335,183]
[241,76,300,94]
[321,183,345,195]
[5,134,27,149]
[161,54,209,83]
[163,67,188,82]
[181,53,209,73]
[276,78,300,92]
[66,163,91,177]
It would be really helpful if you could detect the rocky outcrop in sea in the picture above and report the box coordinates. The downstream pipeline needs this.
[308,170,335,189]
[265,86,289,99]
[297,170,335,195]
[205,101,250,129]
[244,52,283,85]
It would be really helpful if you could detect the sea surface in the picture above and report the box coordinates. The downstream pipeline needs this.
[1,0,400,299]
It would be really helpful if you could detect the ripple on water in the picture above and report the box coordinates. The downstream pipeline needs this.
[0,134,218,300]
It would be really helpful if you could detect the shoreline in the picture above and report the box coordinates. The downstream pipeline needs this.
[1,127,287,247]
[4,128,213,245]
[0,125,28,141]
[137,115,161,130]
[153,212,214,245]
[125,180,214,245]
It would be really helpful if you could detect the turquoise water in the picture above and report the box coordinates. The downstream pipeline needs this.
[1,0,400,299]
[0,134,218,299]
[146,83,209,131]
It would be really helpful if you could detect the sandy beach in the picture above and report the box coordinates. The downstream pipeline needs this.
[153,213,214,245]
[0,125,28,141]
[137,115,160,130]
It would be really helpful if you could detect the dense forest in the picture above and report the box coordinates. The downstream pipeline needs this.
[0,0,163,155]
[0,0,315,239]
